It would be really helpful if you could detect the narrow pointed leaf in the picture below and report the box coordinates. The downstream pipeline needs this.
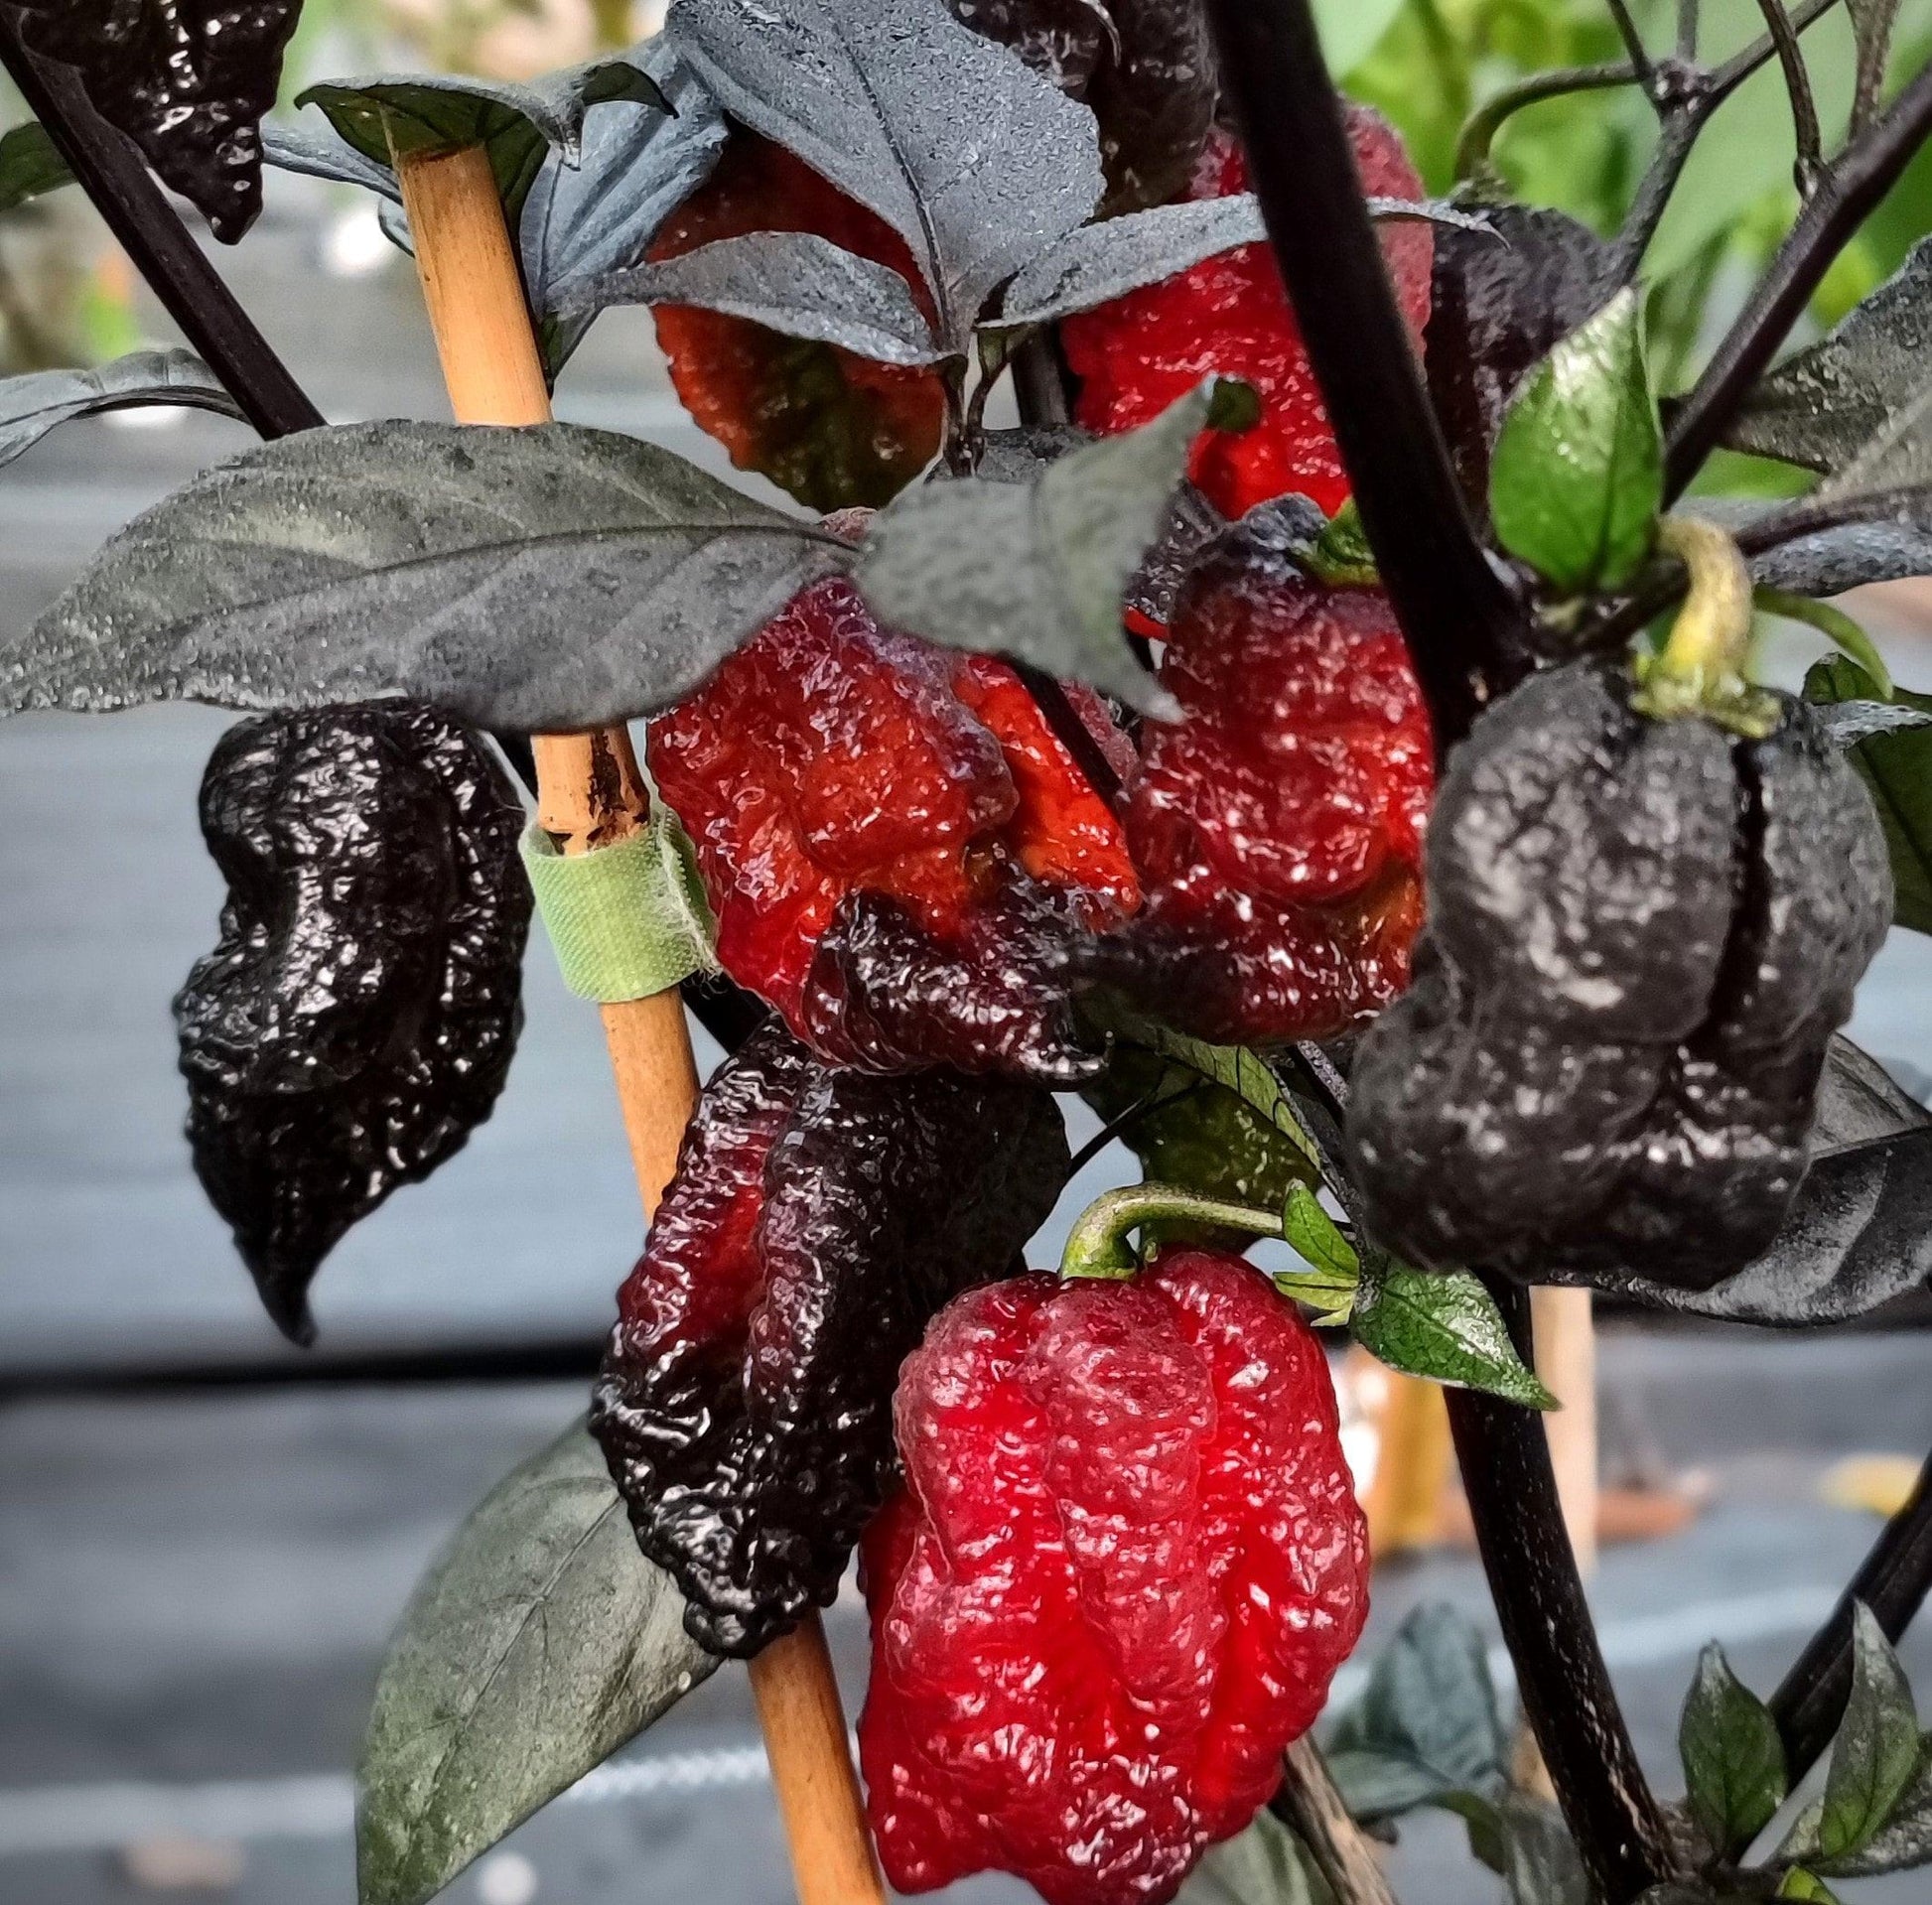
[0,350,245,467]
[357,1421,715,1905]
[1680,1644,1788,1857]
[8,421,849,732]
[1811,1605,1922,1862]
[1351,1260,1557,1410]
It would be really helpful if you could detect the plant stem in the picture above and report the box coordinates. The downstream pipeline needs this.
[1752,0,1825,193]
[1060,1183,1282,1280]
[1771,1452,1932,1775]
[1456,62,1640,181]
[1446,1289,1681,1904]
[1666,56,1932,497]
[0,23,322,439]
[1273,1738,1400,1905]
[1202,0,1528,752]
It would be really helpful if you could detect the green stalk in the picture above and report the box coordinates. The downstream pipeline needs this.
[1060,1185,1283,1281]
[1634,515,1779,733]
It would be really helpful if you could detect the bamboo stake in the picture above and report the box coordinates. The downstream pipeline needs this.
[392,139,885,1905]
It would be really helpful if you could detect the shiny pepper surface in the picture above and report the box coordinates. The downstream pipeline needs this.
[593,1021,1068,1657]
[649,573,1141,1079]
[1094,503,1432,1044]
[860,1252,1368,1905]
[1348,662,1892,1288]
[647,134,945,511]
[1062,115,1432,521]
[175,705,529,1342]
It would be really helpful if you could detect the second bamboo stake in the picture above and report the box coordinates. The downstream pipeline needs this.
[392,136,886,1905]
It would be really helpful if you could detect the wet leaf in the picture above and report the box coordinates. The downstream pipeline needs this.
[1175,1808,1328,1905]
[1807,657,1932,936]
[1813,1605,1922,1863]
[1324,1604,1509,1821]
[1489,287,1662,594]
[299,56,668,236]
[1350,1259,1557,1409]
[568,230,944,364]
[995,193,1486,331]
[3,0,303,240]
[1425,203,1618,512]
[1812,699,1932,747]
[357,1420,715,1905]
[1730,239,1932,483]
[1679,1644,1788,1858]
[0,119,72,212]
[0,350,244,467]
[8,421,849,732]
[857,380,1242,710]
[667,0,1104,351]
[1744,495,1932,599]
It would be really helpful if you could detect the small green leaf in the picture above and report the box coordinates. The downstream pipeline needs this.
[1811,1604,1922,1864]
[1350,1261,1558,1410]
[1816,1739,1932,1876]
[1806,657,1932,938]
[1175,1807,1329,1905]
[1777,1870,1844,1903]
[1304,499,1379,586]
[0,120,73,213]
[356,1421,714,1905]
[1281,1183,1360,1304]
[1679,1643,1788,1857]
[1758,590,1892,700]
[1490,287,1662,595]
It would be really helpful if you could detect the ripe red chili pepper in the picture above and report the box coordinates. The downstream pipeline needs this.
[860,1249,1368,1905]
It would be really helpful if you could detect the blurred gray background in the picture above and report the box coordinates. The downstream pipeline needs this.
[2,180,1930,1905]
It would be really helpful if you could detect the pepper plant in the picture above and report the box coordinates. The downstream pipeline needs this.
[3,1,1932,1903]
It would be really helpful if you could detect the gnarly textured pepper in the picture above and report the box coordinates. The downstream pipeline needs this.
[649,573,1141,1080]
[1062,115,1431,520]
[646,133,945,511]
[948,0,1218,212]
[1347,661,1892,1288]
[1088,503,1432,1044]
[593,1021,1069,1657]
[860,1251,1368,1905]
[5,1,302,242]
[174,704,530,1342]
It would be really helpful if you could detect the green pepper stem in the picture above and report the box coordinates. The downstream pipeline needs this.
[1654,514,1755,684]
[1059,1184,1284,1282]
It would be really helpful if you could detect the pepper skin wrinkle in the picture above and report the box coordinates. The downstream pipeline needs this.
[593,1022,1069,1658]
[1088,503,1432,1043]
[649,574,1141,1080]
[174,704,530,1343]
[1347,661,1893,1287]
[1062,114,1433,519]
[860,1251,1368,1905]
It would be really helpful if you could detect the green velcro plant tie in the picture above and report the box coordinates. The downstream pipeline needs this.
[520,810,719,1005]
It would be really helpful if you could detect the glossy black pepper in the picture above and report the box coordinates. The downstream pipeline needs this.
[5,1,303,242]
[592,1021,1069,1658]
[175,704,530,1342]
[1347,661,1892,1288]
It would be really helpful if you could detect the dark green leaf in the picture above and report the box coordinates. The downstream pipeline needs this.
[1174,1808,1331,1905]
[1351,1261,1557,1409]
[1324,1603,1509,1821]
[1730,239,1932,484]
[1497,1795,1589,1905]
[1817,1739,1932,1875]
[0,350,245,467]
[1489,287,1662,594]
[1807,656,1932,935]
[300,56,668,236]
[1077,998,1326,1179]
[8,421,848,732]
[1810,1605,1922,1863]
[1081,1045,1318,1252]
[1679,1643,1788,1857]
[565,230,944,364]
[357,1421,715,1905]
[0,120,73,213]
[857,382,1241,711]
[668,0,1103,352]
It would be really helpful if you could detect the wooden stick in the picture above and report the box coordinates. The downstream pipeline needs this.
[392,139,885,1905]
